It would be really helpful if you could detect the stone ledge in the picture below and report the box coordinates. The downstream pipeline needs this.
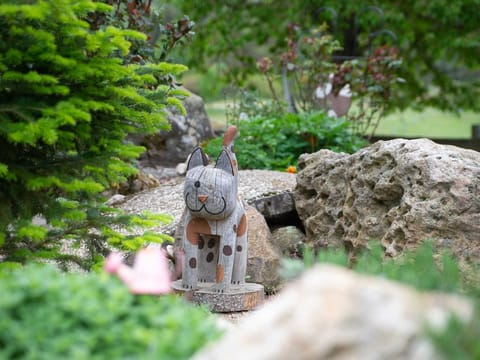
[248,192,297,224]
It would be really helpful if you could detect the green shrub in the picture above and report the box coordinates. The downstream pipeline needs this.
[0,0,188,268]
[0,264,222,359]
[204,111,366,171]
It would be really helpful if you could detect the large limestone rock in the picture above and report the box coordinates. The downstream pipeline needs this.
[133,91,214,167]
[294,139,480,258]
[194,265,473,360]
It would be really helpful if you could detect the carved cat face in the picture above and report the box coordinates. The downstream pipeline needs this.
[184,148,237,220]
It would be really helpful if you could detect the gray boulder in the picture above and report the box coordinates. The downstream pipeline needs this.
[194,265,472,360]
[134,91,214,167]
[294,139,480,259]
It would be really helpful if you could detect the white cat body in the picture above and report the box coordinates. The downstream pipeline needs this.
[182,126,248,292]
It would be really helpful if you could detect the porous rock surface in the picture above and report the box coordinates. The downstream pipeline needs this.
[194,265,472,360]
[294,139,480,258]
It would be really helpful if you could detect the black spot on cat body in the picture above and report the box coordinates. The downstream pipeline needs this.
[194,181,201,188]
[223,245,232,256]
[208,238,216,248]
[236,245,242,252]
[189,257,197,268]
[198,237,205,249]
[206,252,214,263]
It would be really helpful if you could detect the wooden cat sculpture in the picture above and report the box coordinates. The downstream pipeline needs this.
[182,126,247,293]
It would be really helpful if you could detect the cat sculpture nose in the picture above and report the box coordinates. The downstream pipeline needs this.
[198,195,208,203]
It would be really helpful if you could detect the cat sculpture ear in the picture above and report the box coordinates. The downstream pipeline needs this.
[186,147,209,171]
[215,150,235,175]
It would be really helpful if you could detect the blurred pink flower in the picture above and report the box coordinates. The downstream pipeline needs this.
[105,247,172,295]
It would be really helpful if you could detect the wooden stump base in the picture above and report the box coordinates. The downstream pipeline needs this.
[172,280,264,313]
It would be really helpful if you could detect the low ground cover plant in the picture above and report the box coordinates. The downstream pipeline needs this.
[0,264,222,359]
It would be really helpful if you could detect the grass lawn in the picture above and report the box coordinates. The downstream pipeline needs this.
[205,101,229,131]
[376,108,480,139]
[205,101,480,139]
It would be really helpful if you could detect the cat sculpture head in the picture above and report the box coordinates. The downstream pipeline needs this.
[184,128,238,221]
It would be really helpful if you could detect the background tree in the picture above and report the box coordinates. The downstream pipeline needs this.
[90,0,195,64]
[0,0,187,269]
[172,0,480,113]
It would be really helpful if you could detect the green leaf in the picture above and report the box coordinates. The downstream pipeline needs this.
[167,97,187,115]
[17,225,47,242]
[0,163,8,178]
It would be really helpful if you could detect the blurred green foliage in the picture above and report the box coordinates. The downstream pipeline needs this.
[0,264,222,359]
[173,0,480,113]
